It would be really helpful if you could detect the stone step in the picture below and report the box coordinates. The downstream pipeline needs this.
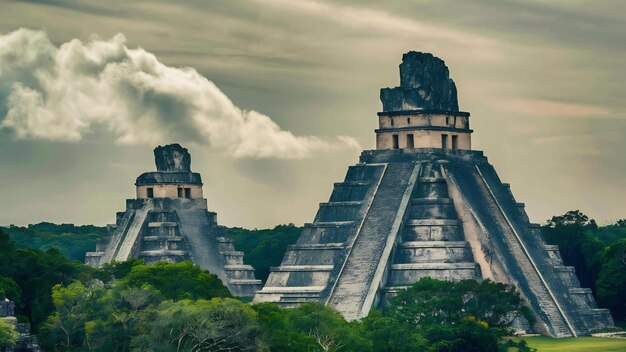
[270,265,334,272]
[381,286,409,293]
[139,249,188,256]
[403,221,463,242]
[229,279,262,285]
[399,241,468,248]
[568,288,598,309]
[345,164,384,182]
[316,201,363,222]
[408,200,457,220]
[224,264,256,271]
[389,262,481,284]
[411,198,453,204]
[147,222,178,228]
[287,243,345,250]
[276,293,322,299]
[579,308,612,316]
[279,297,320,304]
[142,236,184,241]
[418,177,446,183]
[407,219,460,226]
[391,262,478,270]
[304,221,355,228]
[220,251,244,256]
[319,201,364,207]
[221,251,245,265]
[85,251,104,257]
[569,288,592,294]
[258,286,325,294]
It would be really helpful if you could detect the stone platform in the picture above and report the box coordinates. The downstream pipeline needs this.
[254,148,614,337]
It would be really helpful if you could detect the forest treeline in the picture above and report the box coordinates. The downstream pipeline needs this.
[542,210,626,322]
[0,210,625,350]
[0,228,536,351]
[3,211,625,322]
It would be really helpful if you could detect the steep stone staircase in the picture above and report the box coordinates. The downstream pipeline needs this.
[326,162,419,319]
[254,164,386,306]
[382,162,481,303]
[139,210,191,264]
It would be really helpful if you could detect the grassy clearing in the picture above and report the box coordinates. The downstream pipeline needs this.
[510,336,626,351]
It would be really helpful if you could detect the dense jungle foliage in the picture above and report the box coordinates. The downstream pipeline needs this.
[0,209,625,351]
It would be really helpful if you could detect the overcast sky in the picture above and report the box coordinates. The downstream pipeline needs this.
[1,0,625,229]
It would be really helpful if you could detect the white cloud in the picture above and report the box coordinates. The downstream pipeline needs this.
[0,28,360,159]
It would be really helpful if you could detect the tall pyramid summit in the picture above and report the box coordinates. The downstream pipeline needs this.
[86,144,261,297]
[254,51,614,336]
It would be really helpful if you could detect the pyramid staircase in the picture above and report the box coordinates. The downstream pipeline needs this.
[382,162,481,302]
[255,164,387,306]
[86,202,262,297]
[139,210,191,264]
[215,236,262,297]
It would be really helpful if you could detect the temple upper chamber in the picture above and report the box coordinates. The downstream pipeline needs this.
[377,51,472,151]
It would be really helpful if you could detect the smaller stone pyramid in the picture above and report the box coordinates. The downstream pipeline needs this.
[86,144,261,297]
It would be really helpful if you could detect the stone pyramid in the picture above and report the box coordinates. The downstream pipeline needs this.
[86,144,261,297]
[254,51,614,336]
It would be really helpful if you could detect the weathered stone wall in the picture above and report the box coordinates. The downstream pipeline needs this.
[376,129,471,150]
[378,112,469,129]
[154,144,192,172]
[136,184,203,199]
[380,51,459,112]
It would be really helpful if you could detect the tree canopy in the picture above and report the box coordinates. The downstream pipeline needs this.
[542,210,626,321]
[226,224,302,282]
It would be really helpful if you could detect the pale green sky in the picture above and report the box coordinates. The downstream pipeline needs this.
[1,0,625,228]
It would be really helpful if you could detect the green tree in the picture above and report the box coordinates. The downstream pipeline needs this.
[132,298,261,352]
[0,319,19,350]
[40,281,101,351]
[0,276,21,307]
[596,239,626,321]
[254,302,370,352]
[543,210,604,292]
[2,222,110,262]
[119,261,231,300]
[227,224,302,282]
[0,230,89,331]
[92,258,145,284]
[84,285,160,352]
[361,310,427,352]
[381,278,535,352]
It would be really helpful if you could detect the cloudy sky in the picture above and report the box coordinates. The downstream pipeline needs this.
[1,0,625,228]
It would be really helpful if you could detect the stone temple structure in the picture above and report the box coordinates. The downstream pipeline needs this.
[254,51,614,337]
[86,144,261,297]
[1,298,41,351]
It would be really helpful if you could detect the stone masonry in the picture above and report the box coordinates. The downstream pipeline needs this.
[254,52,615,337]
[86,144,261,297]
[1,298,41,352]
